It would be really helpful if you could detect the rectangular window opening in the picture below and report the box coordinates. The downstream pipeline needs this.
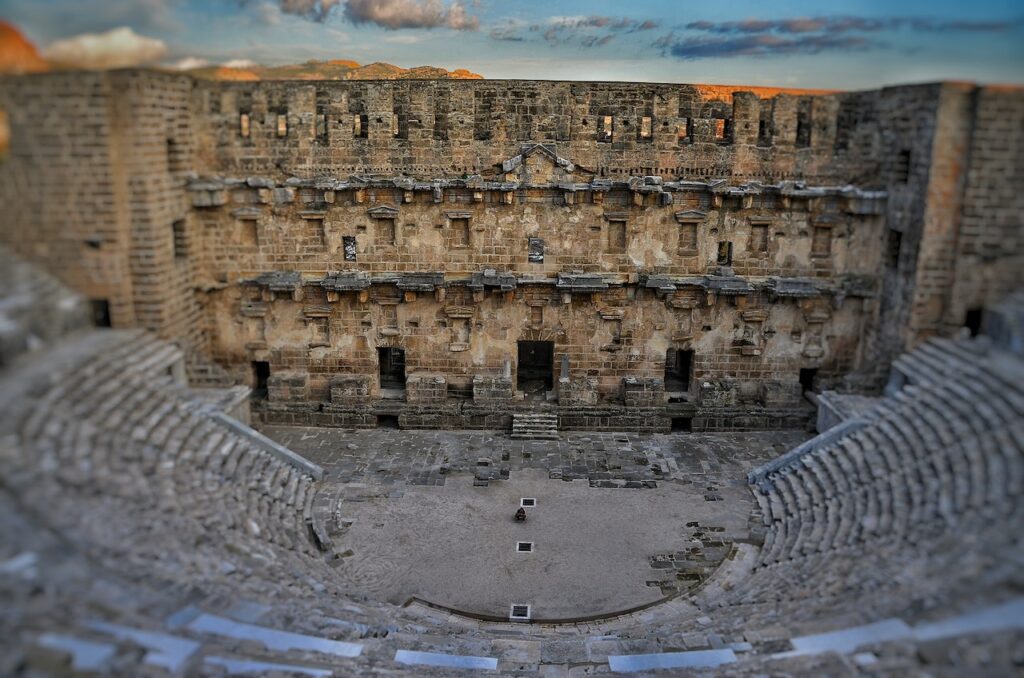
[608,220,627,253]
[450,217,470,247]
[315,111,328,142]
[528,237,544,263]
[678,223,698,254]
[276,113,288,138]
[677,117,691,143]
[811,227,832,257]
[717,241,733,266]
[353,113,368,138]
[343,235,357,261]
[378,219,396,246]
[433,99,449,140]
[895,149,911,183]
[751,224,769,254]
[239,218,258,247]
[309,316,329,346]
[530,306,544,326]
[713,117,731,142]
[796,111,811,148]
[598,115,613,143]
[516,542,534,553]
[239,112,250,138]
[886,229,902,268]
[639,116,653,140]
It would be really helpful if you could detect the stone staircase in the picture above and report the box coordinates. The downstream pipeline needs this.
[511,412,559,439]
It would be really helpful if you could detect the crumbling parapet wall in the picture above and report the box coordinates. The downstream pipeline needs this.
[191,80,880,185]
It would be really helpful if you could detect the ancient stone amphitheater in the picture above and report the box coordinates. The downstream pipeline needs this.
[0,73,1022,675]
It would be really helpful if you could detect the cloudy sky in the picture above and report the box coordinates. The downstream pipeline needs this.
[5,0,1023,88]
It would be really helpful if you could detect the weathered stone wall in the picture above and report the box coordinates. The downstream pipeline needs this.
[0,72,1020,431]
[0,72,135,324]
[863,83,1024,380]
[942,87,1024,335]
[0,71,204,354]
[189,183,883,280]
[214,275,872,424]
[191,80,878,184]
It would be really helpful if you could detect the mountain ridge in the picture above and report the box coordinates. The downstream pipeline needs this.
[185,60,484,81]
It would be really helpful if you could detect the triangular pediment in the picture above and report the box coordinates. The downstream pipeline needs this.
[674,210,708,223]
[366,205,400,218]
[500,143,591,185]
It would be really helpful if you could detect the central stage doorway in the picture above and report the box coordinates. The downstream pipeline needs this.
[378,347,406,394]
[517,340,554,399]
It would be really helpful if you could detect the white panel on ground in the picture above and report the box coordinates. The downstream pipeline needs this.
[87,621,199,672]
[205,656,333,676]
[187,613,362,658]
[394,649,499,670]
[913,598,1024,641]
[608,649,737,672]
[786,619,912,655]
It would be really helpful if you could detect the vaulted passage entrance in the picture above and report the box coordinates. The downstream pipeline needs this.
[378,347,406,392]
[665,348,693,394]
[517,340,554,398]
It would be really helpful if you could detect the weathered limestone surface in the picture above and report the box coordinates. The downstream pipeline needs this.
[0,73,1020,430]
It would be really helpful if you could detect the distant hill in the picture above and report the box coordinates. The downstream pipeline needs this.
[187,59,484,81]
[187,65,260,81]
[0,21,49,75]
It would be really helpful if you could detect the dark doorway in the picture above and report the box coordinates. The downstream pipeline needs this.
[378,347,406,390]
[252,361,270,398]
[671,417,693,432]
[377,414,400,429]
[517,340,554,397]
[717,241,733,266]
[799,368,818,395]
[90,299,112,328]
[964,307,984,337]
[665,348,693,393]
